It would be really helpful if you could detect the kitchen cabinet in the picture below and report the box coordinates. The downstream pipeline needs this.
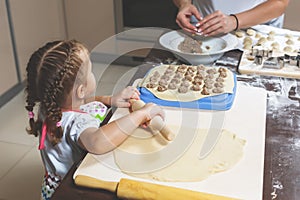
[63,0,115,50]
[0,0,66,107]
[0,0,18,96]
[8,0,66,81]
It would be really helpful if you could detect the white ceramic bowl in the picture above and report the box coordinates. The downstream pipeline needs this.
[159,31,239,65]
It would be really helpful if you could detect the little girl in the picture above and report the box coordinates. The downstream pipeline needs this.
[25,40,164,200]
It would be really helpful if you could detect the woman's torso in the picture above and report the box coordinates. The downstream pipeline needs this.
[192,0,284,28]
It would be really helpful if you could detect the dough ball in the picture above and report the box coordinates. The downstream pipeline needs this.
[286,39,294,45]
[159,79,168,86]
[243,37,252,45]
[197,65,206,71]
[271,42,280,51]
[181,81,190,87]
[193,76,203,84]
[206,68,218,74]
[167,65,176,70]
[246,29,256,36]
[214,82,224,88]
[205,74,214,80]
[218,67,227,73]
[146,83,157,88]
[183,74,193,82]
[165,68,174,73]
[285,34,293,39]
[216,77,225,82]
[255,33,262,39]
[268,31,275,36]
[174,72,183,79]
[178,65,188,70]
[201,87,210,95]
[161,75,171,81]
[204,78,214,85]
[185,70,194,77]
[235,30,245,38]
[213,87,225,93]
[150,76,158,82]
[196,71,205,77]
[170,78,180,84]
[153,71,160,78]
[204,83,213,89]
[157,85,167,92]
[178,86,188,93]
[247,55,255,61]
[256,37,267,46]
[187,66,197,73]
[267,35,274,41]
[283,46,293,53]
[177,67,186,73]
[219,71,227,78]
[191,84,201,91]
[243,43,252,50]
[168,83,177,90]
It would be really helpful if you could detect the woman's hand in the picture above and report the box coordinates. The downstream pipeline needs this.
[176,3,202,33]
[196,10,237,36]
[111,86,140,108]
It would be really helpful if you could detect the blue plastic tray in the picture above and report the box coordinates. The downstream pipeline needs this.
[138,74,237,111]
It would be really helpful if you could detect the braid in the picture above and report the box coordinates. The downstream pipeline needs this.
[25,41,62,137]
[25,40,87,145]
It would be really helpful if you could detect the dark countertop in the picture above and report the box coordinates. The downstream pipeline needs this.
[51,48,300,200]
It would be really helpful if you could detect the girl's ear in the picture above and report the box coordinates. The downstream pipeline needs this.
[76,84,86,99]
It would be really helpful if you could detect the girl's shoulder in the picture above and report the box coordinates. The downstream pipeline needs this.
[61,111,100,135]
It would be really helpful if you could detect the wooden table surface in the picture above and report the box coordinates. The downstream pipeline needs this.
[51,49,300,200]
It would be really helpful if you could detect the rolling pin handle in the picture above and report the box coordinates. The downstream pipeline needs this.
[129,99,174,141]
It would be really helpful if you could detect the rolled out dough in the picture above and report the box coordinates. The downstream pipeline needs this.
[114,125,246,182]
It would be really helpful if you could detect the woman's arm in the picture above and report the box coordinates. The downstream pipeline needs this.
[198,0,289,36]
[236,0,289,29]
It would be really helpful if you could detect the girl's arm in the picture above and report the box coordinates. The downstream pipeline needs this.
[78,103,164,154]
[85,86,140,107]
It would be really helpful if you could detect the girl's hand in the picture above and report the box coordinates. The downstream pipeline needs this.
[111,86,140,107]
[139,103,165,127]
[196,10,237,36]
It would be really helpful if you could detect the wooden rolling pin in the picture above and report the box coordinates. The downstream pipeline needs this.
[129,99,175,141]
[74,175,237,200]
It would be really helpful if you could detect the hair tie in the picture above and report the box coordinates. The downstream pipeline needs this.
[56,121,62,127]
[39,122,47,150]
[230,14,239,31]
[28,111,34,119]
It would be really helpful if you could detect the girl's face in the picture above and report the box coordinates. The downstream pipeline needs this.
[80,49,96,97]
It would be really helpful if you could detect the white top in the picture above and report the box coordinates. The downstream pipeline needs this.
[40,111,100,178]
[192,0,284,28]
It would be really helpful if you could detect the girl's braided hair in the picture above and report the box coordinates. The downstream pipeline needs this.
[25,40,87,145]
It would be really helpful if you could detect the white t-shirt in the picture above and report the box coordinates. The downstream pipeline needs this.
[192,0,284,28]
[40,111,100,178]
